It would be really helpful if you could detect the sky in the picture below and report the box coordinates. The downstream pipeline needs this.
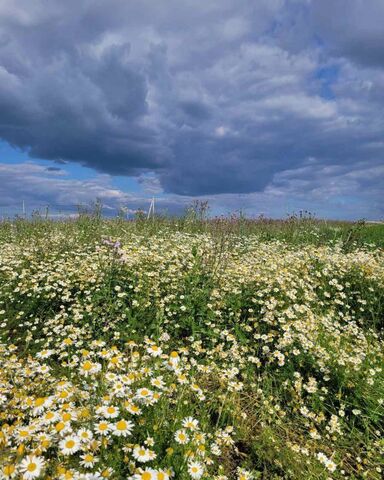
[0,0,383,219]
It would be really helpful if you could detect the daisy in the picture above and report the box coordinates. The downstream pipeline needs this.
[108,356,122,368]
[36,349,54,359]
[59,435,81,455]
[54,421,72,436]
[124,402,142,415]
[15,426,31,443]
[132,470,157,480]
[112,382,126,397]
[80,453,99,468]
[112,419,134,437]
[102,405,120,419]
[147,345,163,357]
[135,388,154,404]
[237,469,254,480]
[1,464,17,479]
[155,471,170,480]
[105,372,117,382]
[79,361,101,376]
[32,396,52,415]
[188,461,204,479]
[182,417,199,431]
[37,433,52,451]
[132,446,153,463]
[61,410,77,423]
[174,429,189,444]
[150,377,165,389]
[19,456,45,480]
[78,429,93,443]
[177,373,188,384]
[38,364,50,374]
[94,421,112,436]
[56,390,72,403]
[42,410,59,424]
[167,351,180,368]
[79,474,102,480]
[121,373,135,385]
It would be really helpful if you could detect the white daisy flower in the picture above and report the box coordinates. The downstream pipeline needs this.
[125,402,142,415]
[132,445,153,463]
[182,417,199,431]
[174,429,189,444]
[19,456,45,480]
[42,410,59,424]
[79,360,101,376]
[150,377,165,389]
[32,396,52,415]
[131,470,157,480]
[59,435,81,455]
[78,429,94,442]
[36,349,54,359]
[154,470,170,480]
[112,419,134,437]
[188,461,204,479]
[94,421,112,436]
[135,388,154,404]
[101,405,120,419]
[80,453,99,468]
[1,464,17,479]
[147,345,163,357]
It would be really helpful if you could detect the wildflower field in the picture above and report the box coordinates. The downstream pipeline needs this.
[0,216,383,479]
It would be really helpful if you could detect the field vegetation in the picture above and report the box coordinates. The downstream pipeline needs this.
[0,207,383,479]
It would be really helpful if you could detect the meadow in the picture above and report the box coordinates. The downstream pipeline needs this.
[0,211,383,479]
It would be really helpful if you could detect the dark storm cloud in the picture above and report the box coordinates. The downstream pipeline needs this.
[311,0,384,69]
[0,0,383,206]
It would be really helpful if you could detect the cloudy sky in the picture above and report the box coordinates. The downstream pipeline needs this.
[0,0,383,219]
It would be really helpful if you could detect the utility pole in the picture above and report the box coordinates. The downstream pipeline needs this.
[22,200,26,218]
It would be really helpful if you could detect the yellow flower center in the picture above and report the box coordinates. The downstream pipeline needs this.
[116,420,126,430]
[65,440,75,449]
[35,397,45,407]
[99,423,108,431]
[83,361,92,371]
[55,422,65,433]
[107,407,115,414]
[3,465,16,475]
[142,473,151,480]
[27,463,37,472]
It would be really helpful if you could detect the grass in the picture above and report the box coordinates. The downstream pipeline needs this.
[0,210,383,479]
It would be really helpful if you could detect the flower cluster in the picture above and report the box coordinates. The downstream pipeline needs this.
[0,229,383,479]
